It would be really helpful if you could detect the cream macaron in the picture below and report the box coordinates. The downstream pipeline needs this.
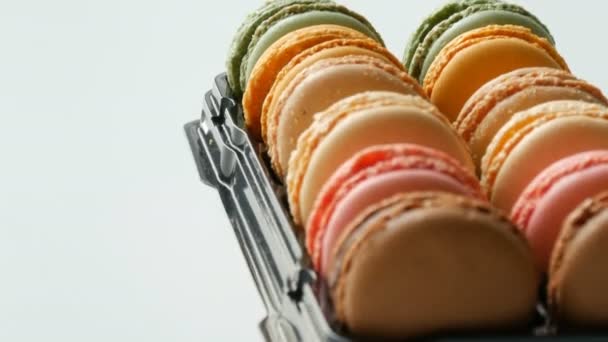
[481,100,608,212]
[266,55,424,178]
[455,68,607,169]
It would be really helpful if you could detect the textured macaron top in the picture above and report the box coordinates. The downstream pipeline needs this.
[328,191,536,337]
[423,25,568,98]
[481,101,608,200]
[286,91,456,226]
[548,191,608,324]
[512,151,608,231]
[405,0,553,81]
[305,143,484,269]
[266,55,422,179]
[226,0,383,97]
[242,25,371,139]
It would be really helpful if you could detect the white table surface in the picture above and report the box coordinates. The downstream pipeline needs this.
[1,1,607,341]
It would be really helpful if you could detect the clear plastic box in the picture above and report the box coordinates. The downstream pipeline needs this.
[184,73,607,342]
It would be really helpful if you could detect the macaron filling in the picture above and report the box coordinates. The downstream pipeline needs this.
[244,11,379,83]
[419,10,554,81]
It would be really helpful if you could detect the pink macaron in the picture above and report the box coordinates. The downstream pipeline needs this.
[511,150,608,271]
[306,143,485,277]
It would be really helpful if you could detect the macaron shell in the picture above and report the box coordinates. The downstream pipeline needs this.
[330,192,537,338]
[511,151,608,269]
[268,56,422,178]
[288,94,473,226]
[242,25,369,139]
[319,169,473,276]
[226,0,331,96]
[469,87,603,168]
[493,116,608,212]
[240,3,384,91]
[260,38,404,143]
[549,193,608,326]
[483,101,608,212]
[423,25,568,122]
[526,165,608,270]
[513,152,608,231]
[305,143,483,271]
[549,211,608,327]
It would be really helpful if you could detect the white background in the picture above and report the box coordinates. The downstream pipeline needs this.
[1,1,607,341]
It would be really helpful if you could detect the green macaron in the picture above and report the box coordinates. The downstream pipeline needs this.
[403,0,555,82]
[226,0,383,97]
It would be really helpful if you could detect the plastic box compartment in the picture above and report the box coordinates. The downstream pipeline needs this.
[184,73,608,342]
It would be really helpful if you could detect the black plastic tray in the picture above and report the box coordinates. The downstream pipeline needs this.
[184,73,608,342]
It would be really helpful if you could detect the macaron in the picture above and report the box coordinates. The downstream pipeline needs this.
[455,67,608,168]
[404,0,554,82]
[549,191,608,328]
[260,36,405,143]
[242,25,373,139]
[327,191,538,338]
[481,100,608,212]
[423,25,568,121]
[286,91,475,227]
[266,55,424,179]
[306,143,485,276]
[226,0,383,97]
[511,151,608,271]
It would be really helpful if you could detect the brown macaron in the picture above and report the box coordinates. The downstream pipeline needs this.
[549,191,608,329]
[327,192,539,339]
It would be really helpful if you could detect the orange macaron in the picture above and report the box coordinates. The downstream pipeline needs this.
[423,25,568,122]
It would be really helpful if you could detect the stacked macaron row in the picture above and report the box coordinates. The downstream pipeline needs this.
[404,0,608,329]
[227,0,543,339]
[404,0,568,122]
[284,90,540,337]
